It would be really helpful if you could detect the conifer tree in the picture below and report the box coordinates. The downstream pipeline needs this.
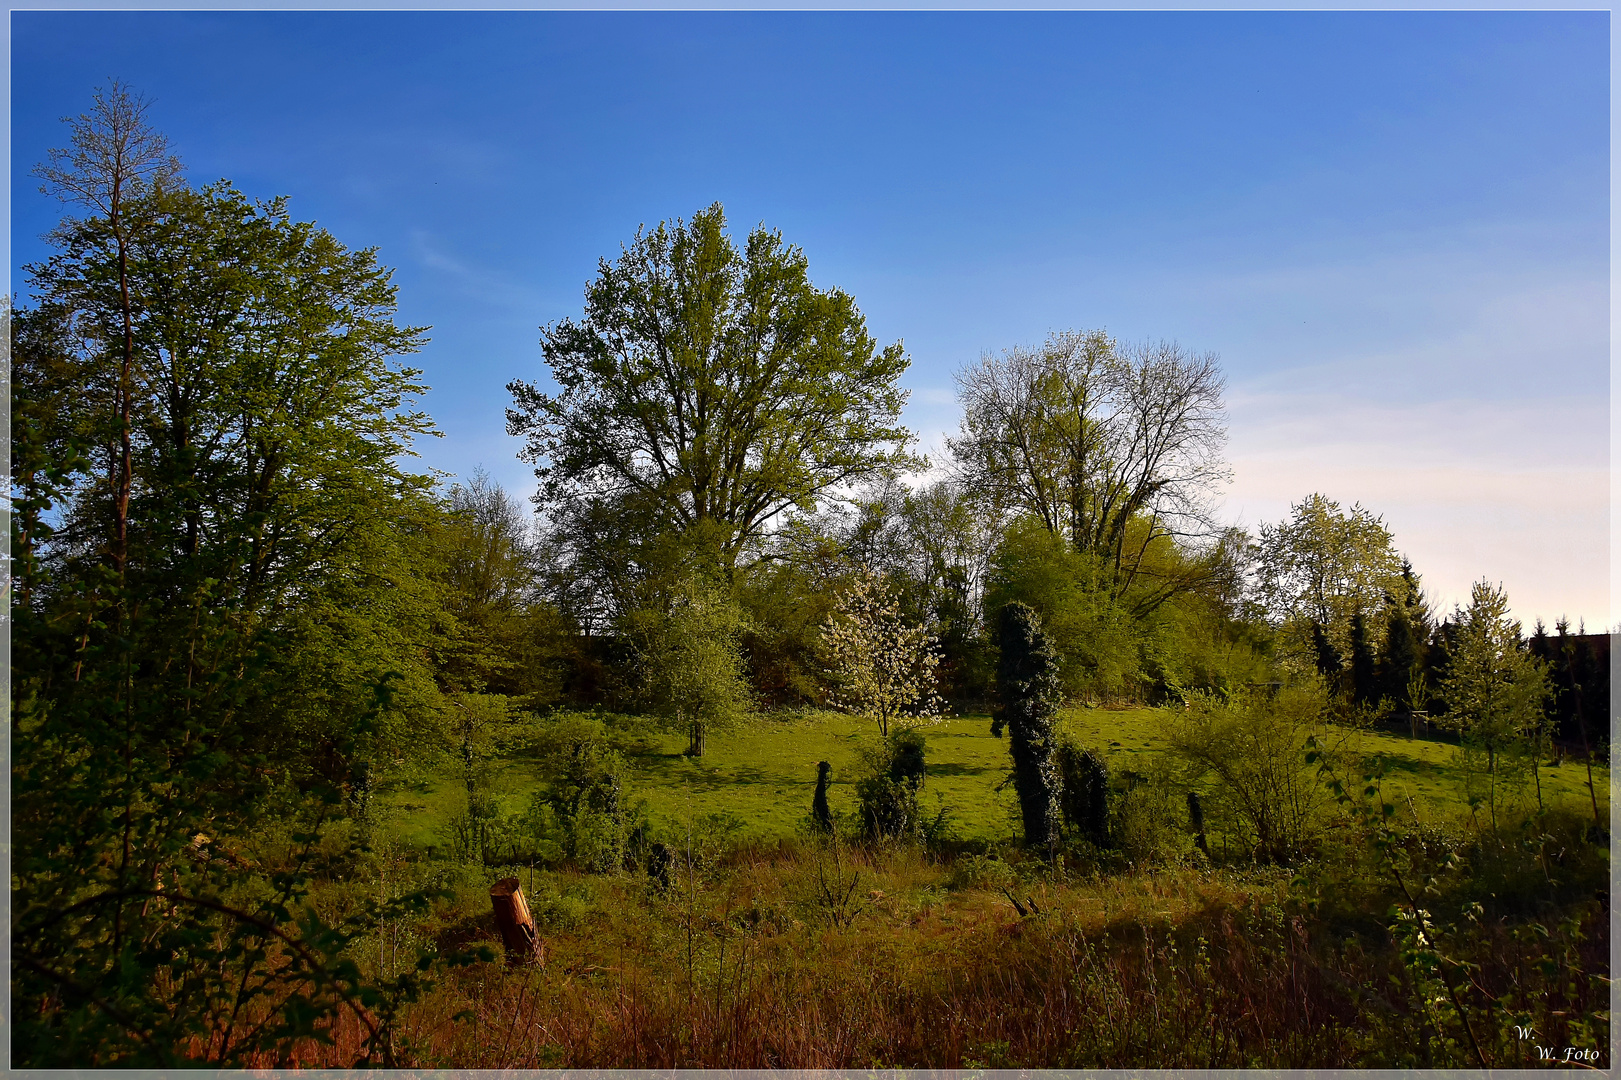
[1349,610,1377,707]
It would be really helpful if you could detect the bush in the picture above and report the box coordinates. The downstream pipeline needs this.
[1056,738,1111,845]
[945,852,1019,892]
[525,713,642,871]
[1162,684,1339,863]
[856,730,930,842]
[1109,758,1195,868]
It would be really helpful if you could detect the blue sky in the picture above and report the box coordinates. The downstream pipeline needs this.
[10,11,1610,627]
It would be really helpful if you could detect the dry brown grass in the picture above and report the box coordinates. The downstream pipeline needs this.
[264,836,1607,1069]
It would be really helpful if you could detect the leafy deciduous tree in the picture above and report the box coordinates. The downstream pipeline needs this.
[637,573,753,756]
[14,97,442,1064]
[1253,493,1407,678]
[950,330,1229,597]
[507,203,919,591]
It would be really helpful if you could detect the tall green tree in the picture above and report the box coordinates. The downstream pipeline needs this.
[984,515,1140,701]
[507,203,919,591]
[1348,610,1377,707]
[1253,493,1407,678]
[31,79,181,587]
[14,95,442,1063]
[1378,560,1428,729]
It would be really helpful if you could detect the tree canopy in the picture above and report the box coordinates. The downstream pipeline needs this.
[949,330,1229,591]
[507,203,918,580]
[13,86,444,1063]
[1252,493,1408,673]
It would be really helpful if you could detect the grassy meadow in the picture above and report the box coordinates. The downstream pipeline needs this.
[378,706,1609,852]
[301,705,1618,1069]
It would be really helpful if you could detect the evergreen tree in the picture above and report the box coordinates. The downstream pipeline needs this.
[1380,602,1421,729]
[1349,610,1377,707]
[1311,621,1343,685]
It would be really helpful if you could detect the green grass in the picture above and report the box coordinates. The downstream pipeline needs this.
[376,707,1608,852]
[378,712,1023,849]
[1060,703,1608,822]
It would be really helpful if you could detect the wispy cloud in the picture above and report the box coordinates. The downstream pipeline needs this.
[409,229,549,313]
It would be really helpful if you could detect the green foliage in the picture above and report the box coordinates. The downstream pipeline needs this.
[1055,738,1111,845]
[632,572,753,755]
[854,730,933,842]
[995,602,1065,850]
[507,201,919,593]
[1253,494,1407,679]
[1348,610,1377,706]
[986,517,1140,700]
[431,470,570,707]
[12,90,445,1065]
[526,713,642,871]
[1437,581,1552,826]
[1163,684,1339,862]
[736,545,839,707]
[1108,756,1196,868]
[1380,599,1422,716]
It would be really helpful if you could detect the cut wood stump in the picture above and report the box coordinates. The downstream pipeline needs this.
[489,877,543,967]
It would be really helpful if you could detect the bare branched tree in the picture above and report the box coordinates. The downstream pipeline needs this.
[949,330,1229,596]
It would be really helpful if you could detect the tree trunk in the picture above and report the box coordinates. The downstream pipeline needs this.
[489,877,543,966]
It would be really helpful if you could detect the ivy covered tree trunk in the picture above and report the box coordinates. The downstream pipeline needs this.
[996,602,1064,851]
[1057,742,1110,845]
[812,761,834,833]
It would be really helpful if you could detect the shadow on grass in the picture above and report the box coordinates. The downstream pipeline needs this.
[926,762,997,778]
[1369,751,1451,780]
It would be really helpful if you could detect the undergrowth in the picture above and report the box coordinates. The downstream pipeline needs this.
[264,809,1607,1068]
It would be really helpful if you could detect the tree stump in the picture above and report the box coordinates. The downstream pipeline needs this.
[489,877,543,967]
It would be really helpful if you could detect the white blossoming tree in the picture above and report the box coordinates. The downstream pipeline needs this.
[820,570,943,737]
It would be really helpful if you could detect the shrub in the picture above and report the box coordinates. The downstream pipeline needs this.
[1110,757,1194,867]
[1163,684,1339,863]
[856,730,930,842]
[528,714,640,871]
[1056,738,1111,845]
[944,852,1019,892]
